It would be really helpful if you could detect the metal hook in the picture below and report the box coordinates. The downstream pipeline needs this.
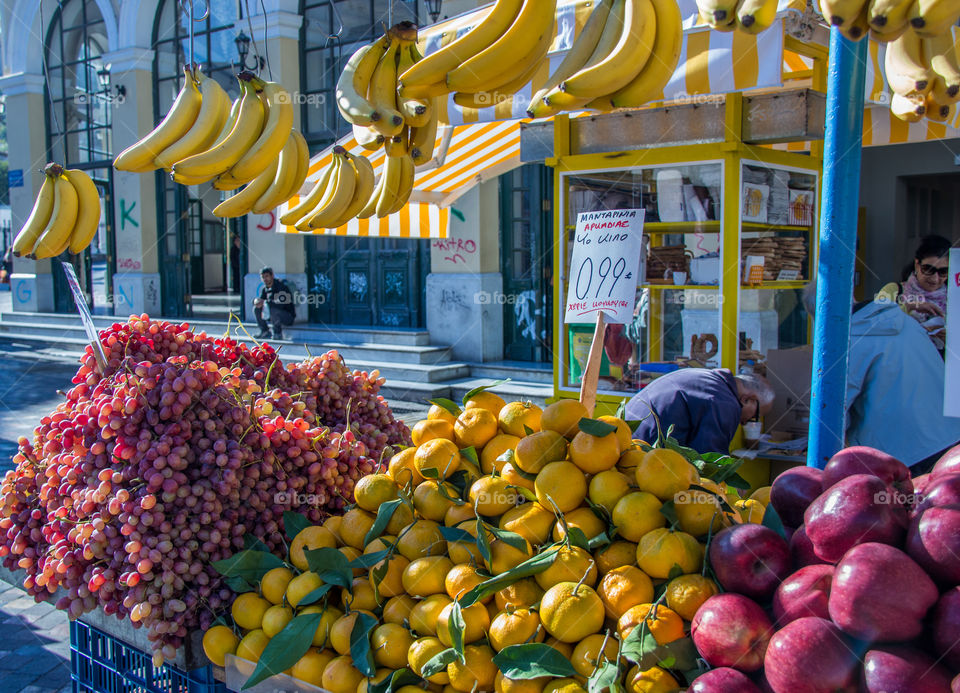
[180,0,210,22]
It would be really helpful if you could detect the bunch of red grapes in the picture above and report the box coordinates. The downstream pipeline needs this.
[0,316,409,662]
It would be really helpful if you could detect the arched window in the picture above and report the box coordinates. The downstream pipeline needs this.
[299,1,419,152]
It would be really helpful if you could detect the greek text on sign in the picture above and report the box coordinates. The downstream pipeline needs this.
[564,209,644,325]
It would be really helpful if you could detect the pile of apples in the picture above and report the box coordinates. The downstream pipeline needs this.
[687,445,960,691]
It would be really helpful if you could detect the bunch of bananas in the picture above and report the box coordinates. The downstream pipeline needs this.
[114,65,308,217]
[13,164,101,259]
[336,22,440,167]
[885,30,959,122]
[528,0,682,117]
[819,0,960,41]
[397,0,558,110]
[696,0,780,34]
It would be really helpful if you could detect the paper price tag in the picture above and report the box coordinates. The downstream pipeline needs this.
[564,209,645,325]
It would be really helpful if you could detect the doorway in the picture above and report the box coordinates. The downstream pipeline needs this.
[903,174,960,247]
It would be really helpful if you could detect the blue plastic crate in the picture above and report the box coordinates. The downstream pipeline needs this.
[70,620,226,693]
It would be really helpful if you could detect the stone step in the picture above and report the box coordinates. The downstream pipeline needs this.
[468,360,554,385]
[446,377,554,408]
[189,293,242,307]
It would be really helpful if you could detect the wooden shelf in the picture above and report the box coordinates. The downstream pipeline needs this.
[742,222,813,232]
[743,281,808,289]
[643,284,718,290]
[643,281,808,290]
[566,221,812,234]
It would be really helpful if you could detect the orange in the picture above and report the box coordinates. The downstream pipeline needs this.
[569,431,620,474]
[488,608,544,651]
[496,671,549,693]
[535,545,598,590]
[364,535,397,555]
[735,498,766,524]
[202,625,239,667]
[636,528,703,579]
[235,629,269,662]
[290,526,337,570]
[437,601,490,646]
[339,508,377,550]
[261,604,294,637]
[571,633,619,678]
[409,593,453,635]
[499,401,543,437]
[461,459,483,484]
[597,565,655,620]
[342,577,383,611]
[617,603,685,645]
[611,492,665,542]
[502,462,536,492]
[616,448,644,478]
[535,461,587,513]
[749,485,772,505]
[371,622,415,669]
[354,474,399,512]
[551,507,606,543]
[447,643,498,693]
[455,407,500,449]
[395,519,447,560]
[539,582,605,643]
[300,605,343,647]
[514,431,569,475]
[388,447,423,487]
[414,480,459,522]
[500,503,555,546]
[412,418,456,446]
[408,636,451,684]
[285,571,324,609]
[495,578,544,611]
[634,449,699,502]
[594,540,638,574]
[402,556,454,597]
[445,502,477,526]
[588,470,632,514]
[415,438,462,479]
[290,647,335,686]
[664,573,719,621]
[445,563,489,602]
[447,520,483,564]
[543,679,587,693]
[324,515,344,544]
[387,502,416,535]
[487,537,533,575]
[470,475,519,516]
[329,610,377,655]
[545,636,574,659]
[540,400,589,439]
[625,665,679,693]
[675,483,729,537]
[340,546,363,576]
[357,669,392,693]
[480,433,521,474]
[369,552,410,598]
[383,594,417,624]
[322,655,365,693]
[465,391,507,418]
[428,403,459,425]
[598,416,633,452]
[231,592,271,630]
[260,566,295,605]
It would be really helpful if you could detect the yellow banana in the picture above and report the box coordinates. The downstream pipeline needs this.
[818,0,869,31]
[33,168,79,259]
[529,0,614,117]
[397,43,432,127]
[609,0,683,109]
[697,0,743,27]
[280,130,311,203]
[926,92,956,121]
[885,31,934,96]
[867,0,913,36]
[153,66,230,170]
[375,154,404,218]
[398,0,525,95]
[280,163,333,227]
[386,154,415,215]
[336,37,390,126]
[454,47,544,109]
[328,153,376,228]
[253,132,299,214]
[65,169,101,255]
[354,122,386,151]
[411,98,440,165]
[928,33,960,102]
[357,169,386,219]
[891,91,927,120]
[172,77,264,183]
[370,39,405,137]
[385,130,410,157]
[446,0,558,94]
[213,159,280,218]
[304,152,357,230]
[841,2,871,39]
[561,0,656,98]
[909,0,960,38]
[12,167,56,256]
[737,0,779,33]
[114,66,202,172]
[228,79,295,183]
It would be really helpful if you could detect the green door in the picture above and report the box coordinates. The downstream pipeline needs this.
[157,177,191,317]
[306,236,337,324]
[500,164,554,362]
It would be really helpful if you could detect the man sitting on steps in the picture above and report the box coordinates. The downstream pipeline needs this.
[253,267,295,340]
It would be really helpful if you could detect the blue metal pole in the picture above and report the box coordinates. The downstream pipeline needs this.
[807,29,868,469]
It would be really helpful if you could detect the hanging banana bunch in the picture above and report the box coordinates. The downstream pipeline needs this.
[12,164,101,259]
[821,0,960,41]
[279,147,380,230]
[885,29,959,123]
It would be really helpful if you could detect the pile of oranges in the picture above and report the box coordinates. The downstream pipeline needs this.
[203,393,772,692]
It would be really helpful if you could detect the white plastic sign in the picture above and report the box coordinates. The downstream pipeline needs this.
[61,261,107,370]
[945,249,960,416]
[564,209,645,325]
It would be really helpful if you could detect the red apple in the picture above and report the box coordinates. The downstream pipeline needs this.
[912,472,960,516]
[708,524,792,600]
[763,617,860,693]
[688,668,761,692]
[828,542,938,643]
[822,446,913,495]
[906,504,960,584]
[862,644,954,692]
[931,587,960,671]
[770,466,823,528]
[771,564,834,626]
[691,593,774,672]
[804,474,908,563]
[789,525,827,569]
[932,443,960,477]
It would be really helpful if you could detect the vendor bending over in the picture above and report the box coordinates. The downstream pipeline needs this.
[624,369,775,453]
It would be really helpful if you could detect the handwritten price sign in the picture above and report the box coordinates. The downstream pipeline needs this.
[564,209,645,325]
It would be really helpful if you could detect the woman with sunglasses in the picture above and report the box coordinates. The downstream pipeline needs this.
[895,234,951,350]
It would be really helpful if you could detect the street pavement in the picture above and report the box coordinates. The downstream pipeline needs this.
[0,335,430,692]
